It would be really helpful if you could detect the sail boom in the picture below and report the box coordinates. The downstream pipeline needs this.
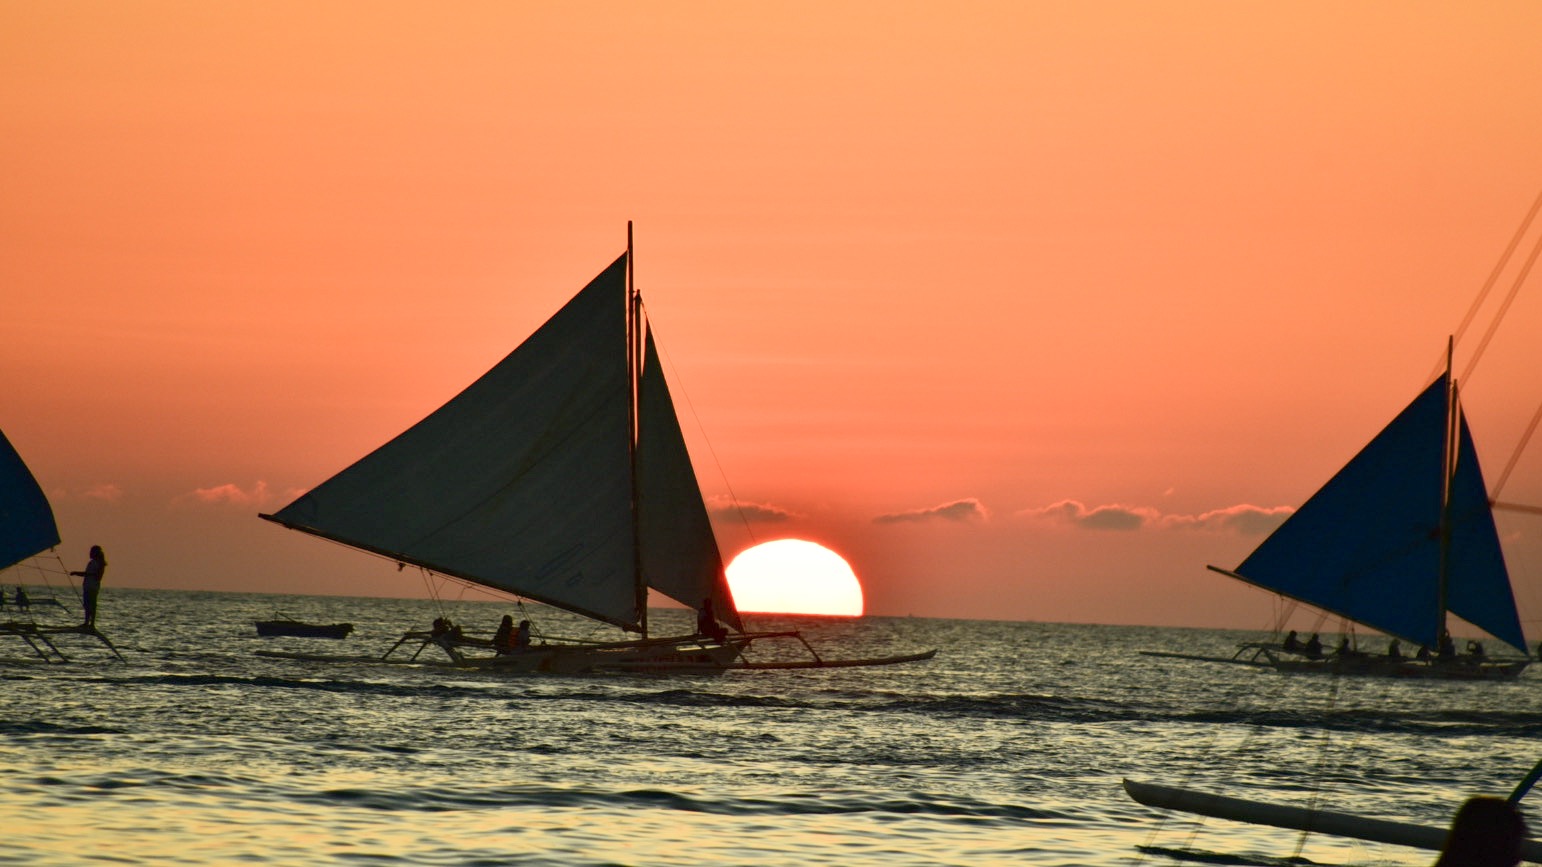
[257,513,641,632]
[1206,565,1430,649]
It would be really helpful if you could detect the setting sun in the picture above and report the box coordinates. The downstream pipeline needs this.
[725,539,865,617]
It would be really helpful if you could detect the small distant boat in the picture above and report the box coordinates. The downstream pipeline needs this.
[255,618,354,639]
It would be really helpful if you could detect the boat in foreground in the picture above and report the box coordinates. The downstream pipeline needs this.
[259,227,935,675]
[1124,778,1542,863]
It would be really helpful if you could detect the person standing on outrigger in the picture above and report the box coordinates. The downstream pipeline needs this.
[70,545,106,627]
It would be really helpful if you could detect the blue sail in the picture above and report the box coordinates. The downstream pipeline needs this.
[0,427,61,571]
[1229,375,1519,651]
[1446,407,1527,653]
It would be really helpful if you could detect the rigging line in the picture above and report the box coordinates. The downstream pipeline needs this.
[1461,214,1542,384]
[1454,191,1542,353]
[638,300,761,549]
[1491,397,1542,501]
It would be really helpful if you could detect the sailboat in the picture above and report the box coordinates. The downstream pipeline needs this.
[0,426,123,662]
[259,226,935,675]
[1147,345,1531,680]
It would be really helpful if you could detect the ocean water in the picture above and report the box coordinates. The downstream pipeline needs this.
[4,587,1541,867]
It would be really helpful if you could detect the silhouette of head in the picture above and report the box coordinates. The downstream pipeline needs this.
[1435,796,1526,867]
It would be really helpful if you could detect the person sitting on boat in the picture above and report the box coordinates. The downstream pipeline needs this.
[1303,633,1323,659]
[1417,644,1432,662]
[493,615,516,655]
[1386,639,1403,660]
[14,586,30,610]
[1282,630,1300,652]
[1432,795,1525,867]
[1467,640,1486,659]
[696,598,727,644]
[515,619,531,649]
[1438,630,1457,659]
[69,545,106,627]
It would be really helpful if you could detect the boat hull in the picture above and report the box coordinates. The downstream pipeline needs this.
[1235,642,1530,680]
[255,620,354,640]
[1124,778,1542,862]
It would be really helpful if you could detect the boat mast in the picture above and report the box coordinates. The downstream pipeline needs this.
[627,221,648,637]
[1437,337,1457,645]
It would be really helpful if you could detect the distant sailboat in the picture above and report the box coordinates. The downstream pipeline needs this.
[1148,346,1529,679]
[0,426,122,662]
[259,226,935,674]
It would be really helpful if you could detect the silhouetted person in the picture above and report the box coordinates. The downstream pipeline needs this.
[70,545,106,627]
[697,598,727,643]
[1283,630,1300,652]
[1387,639,1403,660]
[1468,640,1486,659]
[1303,633,1323,659]
[1432,795,1525,867]
[1439,630,1457,659]
[515,619,531,649]
[14,586,29,610]
[493,615,516,655]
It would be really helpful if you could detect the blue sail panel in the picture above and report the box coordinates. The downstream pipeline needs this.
[1445,410,1527,653]
[0,427,60,571]
[1234,377,1449,649]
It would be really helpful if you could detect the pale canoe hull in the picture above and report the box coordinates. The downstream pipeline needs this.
[1123,778,1542,863]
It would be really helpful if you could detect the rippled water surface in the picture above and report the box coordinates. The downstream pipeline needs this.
[4,588,1541,866]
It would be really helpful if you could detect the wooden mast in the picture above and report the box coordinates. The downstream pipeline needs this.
[1436,336,1456,648]
[627,221,648,637]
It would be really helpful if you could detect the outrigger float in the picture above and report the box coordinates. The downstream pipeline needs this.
[1,621,124,664]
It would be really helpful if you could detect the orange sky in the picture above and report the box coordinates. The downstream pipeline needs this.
[4,2,1542,633]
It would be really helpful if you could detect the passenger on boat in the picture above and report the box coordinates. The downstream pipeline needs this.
[1386,639,1402,660]
[515,619,531,649]
[1468,640,1486,659]
[493,615,515,655]
[1417,644,1432,662]
[1432,795,1525,867]
[1282,630,1300,652]
[697,598,727,644]
[1438,630,1457,659]
[13,586,29,609]
[1303,633,1323,659]
[70,545,106,627]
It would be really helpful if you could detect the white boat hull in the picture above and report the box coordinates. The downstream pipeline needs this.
[1123,778,1542,862]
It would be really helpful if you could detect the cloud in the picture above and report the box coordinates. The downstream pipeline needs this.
[1020,499,1155,531]
[1160,504,1294,534]
[81,483,124,502]
[874,498,988,524]
[707,496,795,523]
[1020,499,1292,534]
[176,481,271,508]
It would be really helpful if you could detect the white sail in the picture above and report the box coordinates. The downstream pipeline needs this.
[637,326,743,631]
[263,256,641,629]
